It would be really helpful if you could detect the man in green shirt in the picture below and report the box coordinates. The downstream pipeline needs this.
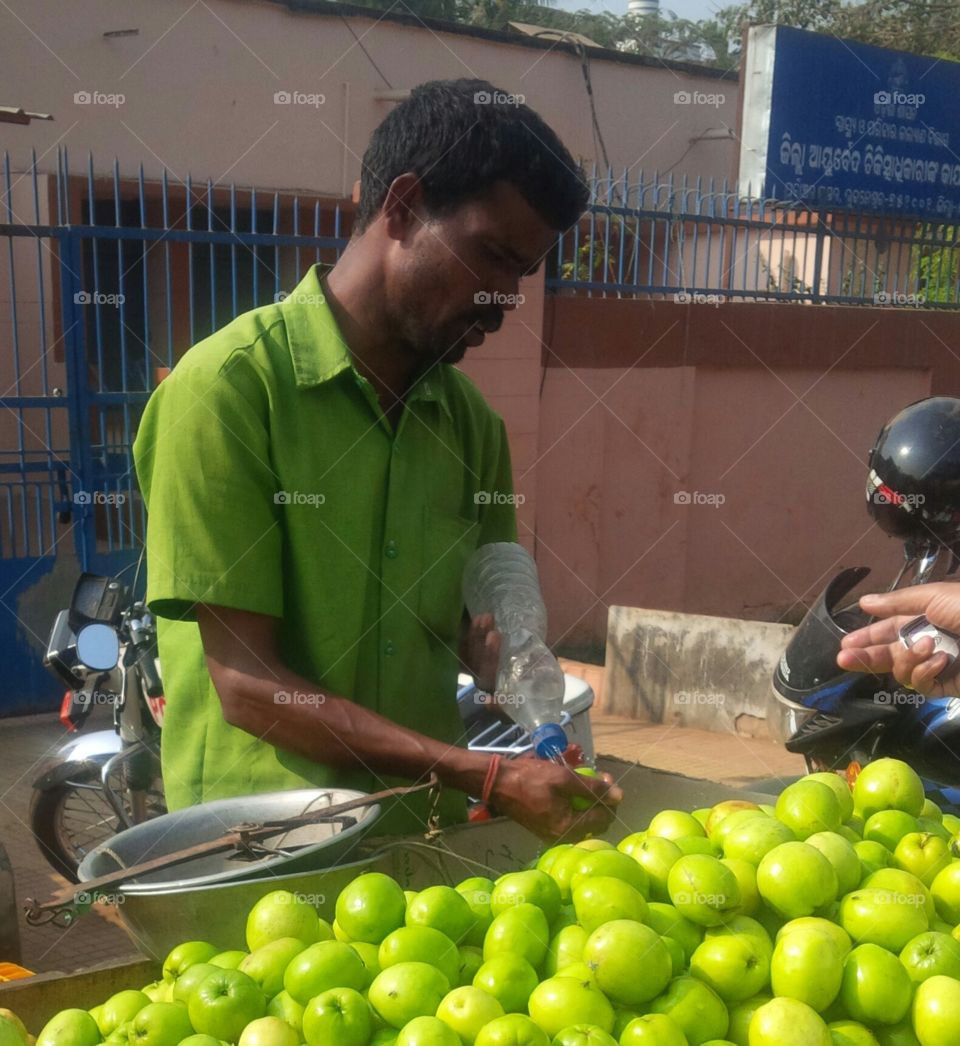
[134,78,622,840]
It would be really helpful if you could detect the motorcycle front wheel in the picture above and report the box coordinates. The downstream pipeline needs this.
[30,766,165,881]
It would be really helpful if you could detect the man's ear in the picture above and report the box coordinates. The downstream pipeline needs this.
[381,173,425,242]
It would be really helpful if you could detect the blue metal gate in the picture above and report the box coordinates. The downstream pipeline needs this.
[0,148,349,713]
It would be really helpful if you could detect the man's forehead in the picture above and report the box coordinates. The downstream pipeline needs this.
[461,183,557,251]
[465,180,545,220]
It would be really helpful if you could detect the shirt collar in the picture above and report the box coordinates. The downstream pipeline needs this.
[405,368,453,421]
[282,264,453,420]
[281,265,352,388]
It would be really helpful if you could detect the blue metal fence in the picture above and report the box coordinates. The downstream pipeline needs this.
[0,147,351,710]
[549,166,960,307]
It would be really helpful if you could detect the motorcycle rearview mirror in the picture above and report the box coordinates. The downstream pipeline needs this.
[75,623,120,672]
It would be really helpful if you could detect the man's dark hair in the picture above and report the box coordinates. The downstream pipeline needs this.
[355,78,589,233]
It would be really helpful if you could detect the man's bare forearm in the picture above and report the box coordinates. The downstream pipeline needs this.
[219,665,489,793]
[196,603,491,796]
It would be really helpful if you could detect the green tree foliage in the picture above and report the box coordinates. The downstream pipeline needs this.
[700,0,960,68]
[912,224,960,305]
[459,0,958,67]
[358,0,959,67]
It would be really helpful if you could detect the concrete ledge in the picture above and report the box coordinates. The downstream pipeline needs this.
[604,605,794,735]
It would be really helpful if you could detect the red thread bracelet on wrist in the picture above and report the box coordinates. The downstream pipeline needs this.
[481,754,502,805]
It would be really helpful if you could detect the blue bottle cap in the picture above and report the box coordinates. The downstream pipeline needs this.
[531,722,569,760]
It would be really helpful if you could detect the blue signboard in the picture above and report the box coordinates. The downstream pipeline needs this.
[739,25,960,218]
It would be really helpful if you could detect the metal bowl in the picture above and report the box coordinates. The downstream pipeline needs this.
[95,853,385,957]
[77,788,381,893]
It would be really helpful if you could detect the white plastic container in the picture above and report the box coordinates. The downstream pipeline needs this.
[459,671,596,761]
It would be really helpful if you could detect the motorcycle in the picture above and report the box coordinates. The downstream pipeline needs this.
[31,565,165,880]
[770,396,960,808]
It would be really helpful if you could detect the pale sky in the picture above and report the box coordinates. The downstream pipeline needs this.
[551,0,725,22]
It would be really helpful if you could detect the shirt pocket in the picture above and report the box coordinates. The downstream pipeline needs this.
[417,506,480,644]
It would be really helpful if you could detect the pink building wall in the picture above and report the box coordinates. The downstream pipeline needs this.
[458,273,545,554]
[482,296,960,658]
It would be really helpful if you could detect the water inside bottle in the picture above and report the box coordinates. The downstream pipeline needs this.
[463,543,568,757]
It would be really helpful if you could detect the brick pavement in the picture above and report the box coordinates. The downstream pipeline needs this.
[0,685,804,974]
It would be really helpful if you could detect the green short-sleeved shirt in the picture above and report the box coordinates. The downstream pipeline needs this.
[133,264,517,834]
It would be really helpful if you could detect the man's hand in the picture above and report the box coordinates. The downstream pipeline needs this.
[837,582,960,695]
[490,758,624,842]
[461,613,501,694]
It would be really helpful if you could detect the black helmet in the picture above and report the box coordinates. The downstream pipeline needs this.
[867,396,960,553]
[771,567,916,756]
[773,567,874,707]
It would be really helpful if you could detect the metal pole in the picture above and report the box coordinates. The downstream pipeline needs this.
[810,207,827,305]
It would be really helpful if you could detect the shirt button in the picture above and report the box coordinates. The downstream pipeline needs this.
[384,640,395,656]
[385,540,398,559]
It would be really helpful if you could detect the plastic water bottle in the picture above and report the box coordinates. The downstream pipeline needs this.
[462,542,569,760]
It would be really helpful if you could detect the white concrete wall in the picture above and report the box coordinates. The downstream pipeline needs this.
[0,0,737,191]
[605,605,794,734]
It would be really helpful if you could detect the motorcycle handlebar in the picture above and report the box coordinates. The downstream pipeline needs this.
[135,650,164,698]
